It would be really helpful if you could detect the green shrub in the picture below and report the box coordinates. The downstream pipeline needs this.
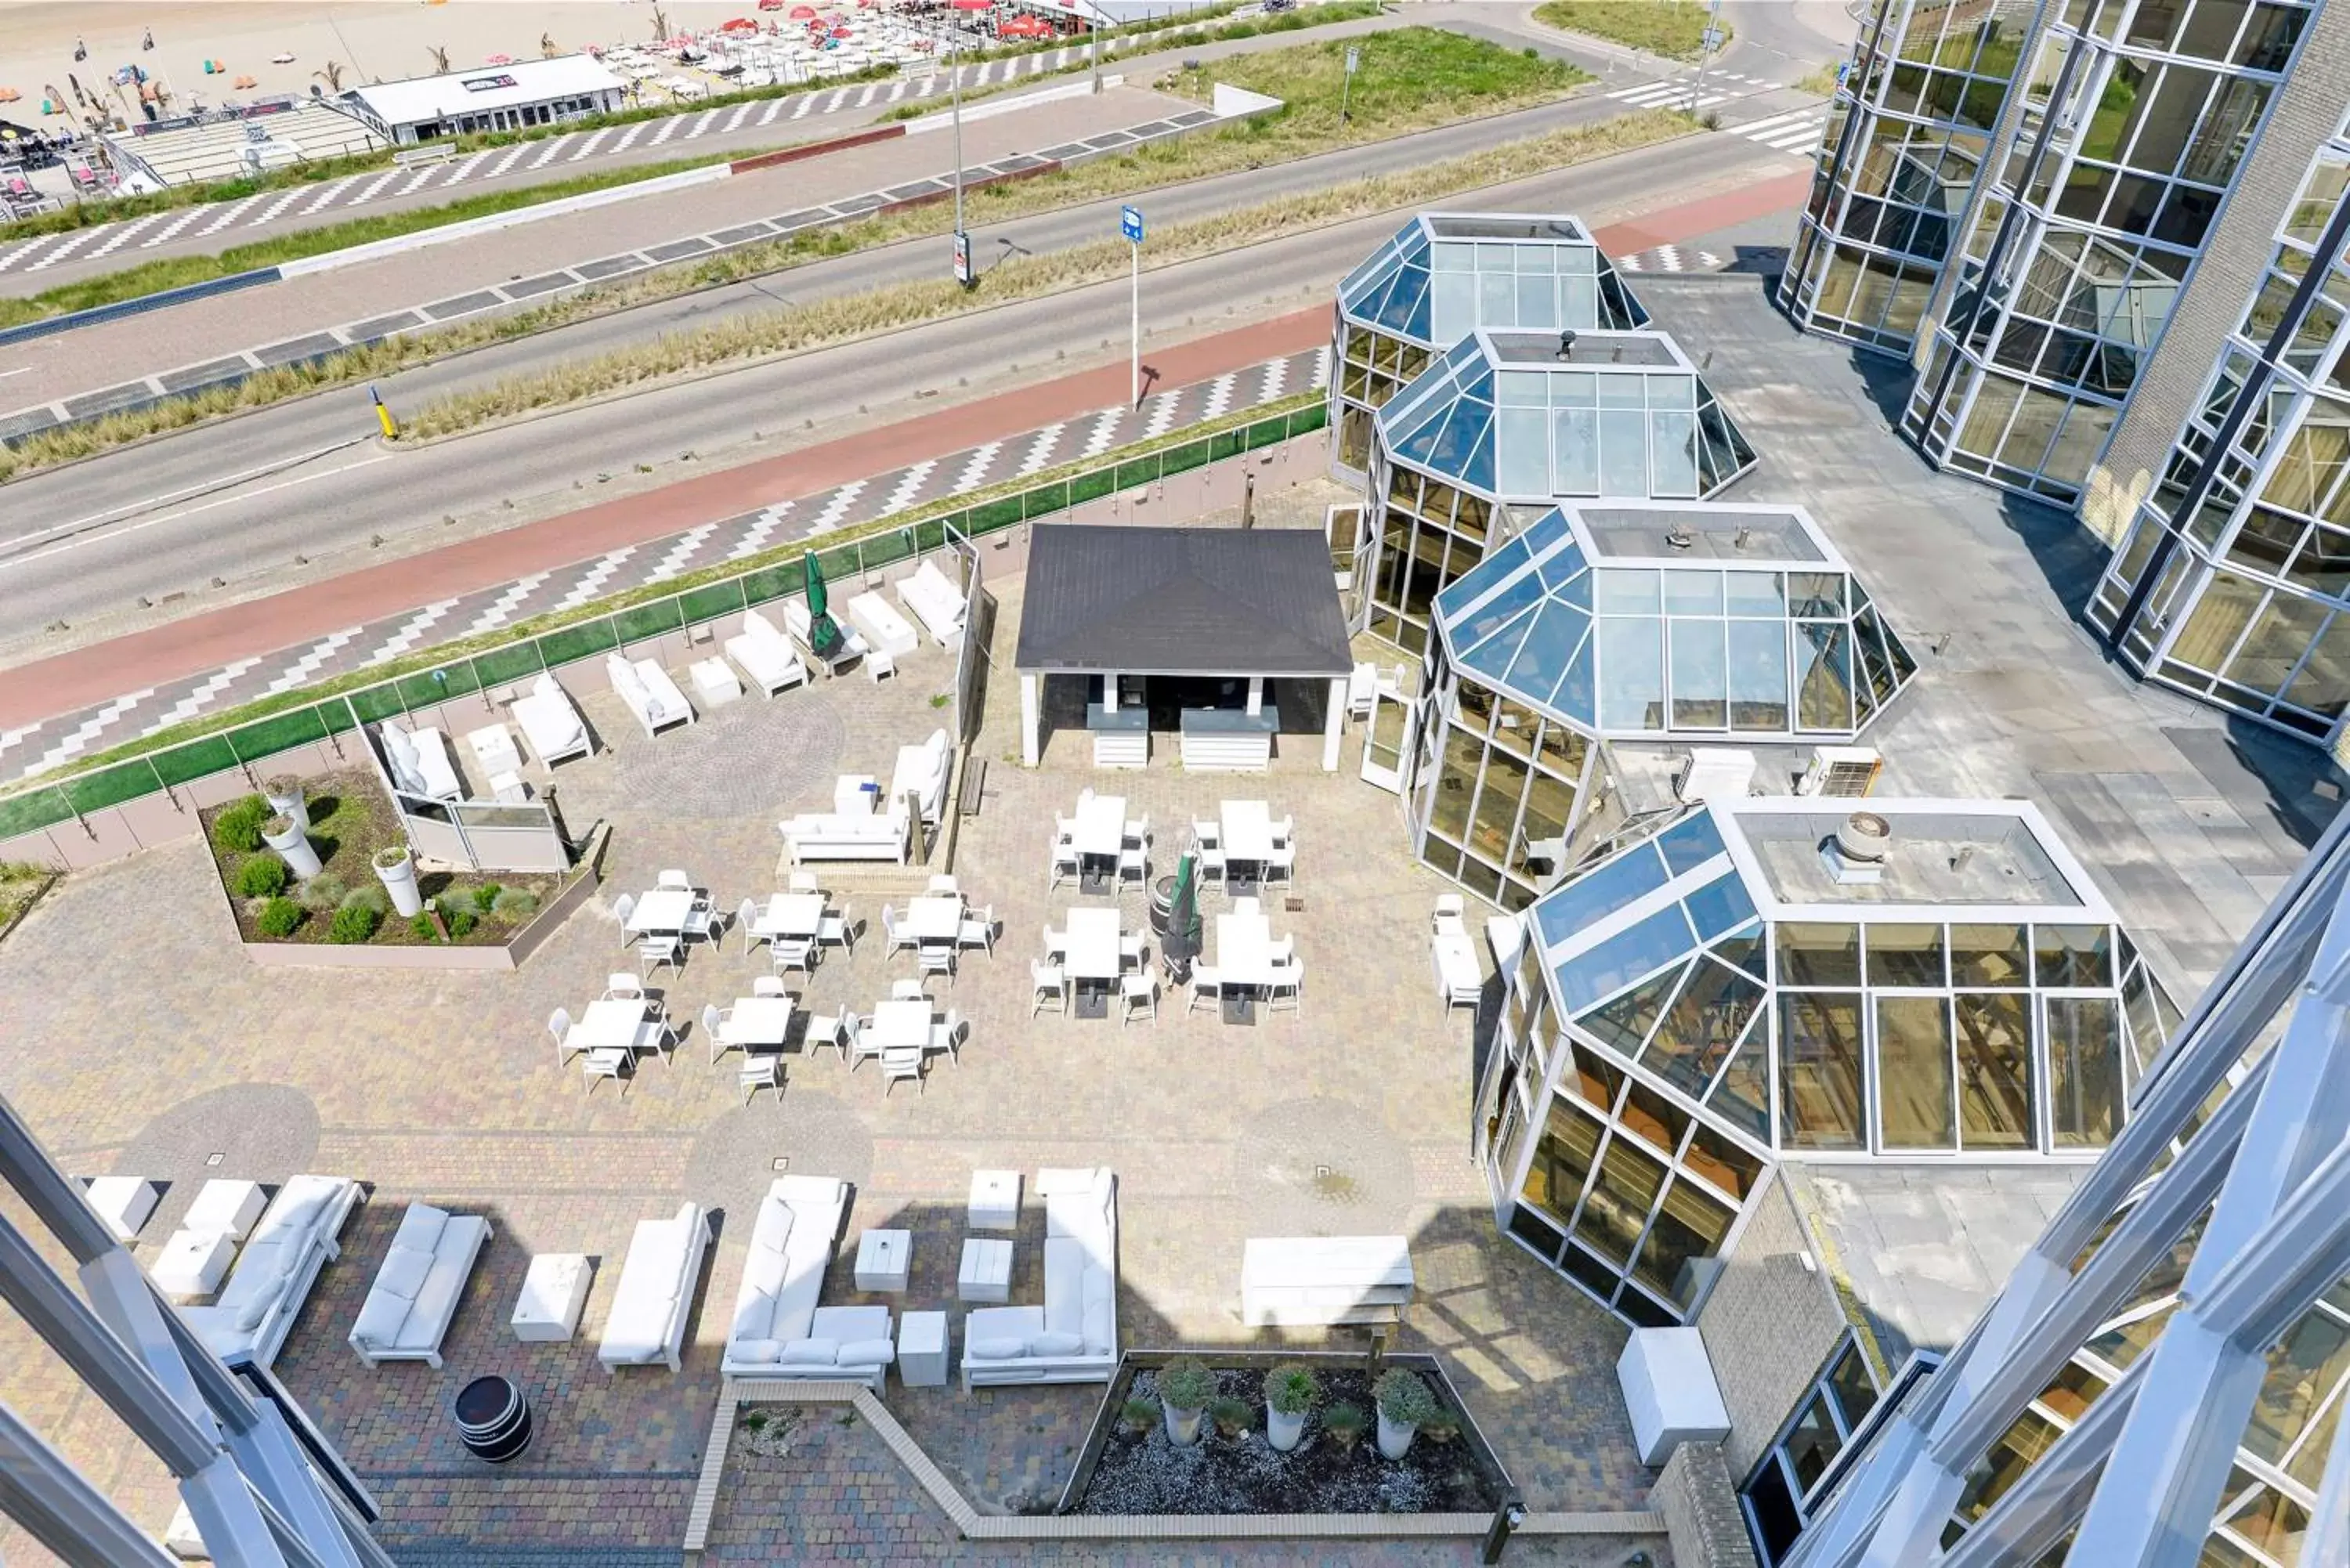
[1264,1364,1321,1416]
[472,882,502,912]
[439,901,478,938]
[1373,1367,1440,1427]
[328,903,381,944]
[1322,1401,1368,1448]
[492,887,540,919]
[255,898,304,938]
[410,912,439,941]
[299,873,349,909]
[212,797,269,855]
[1119,1397,1159,1437]
[1157,1357,1217,1412]
[1206,1396,1252,1440]
[233,856,288,899]
[341,884,390,915]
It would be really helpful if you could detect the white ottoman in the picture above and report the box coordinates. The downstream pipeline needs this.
[853,1228,911,1293]
[898,1310,948,1388]
[466,723,523,778]
[512,1253,591,1342]
[967,1169,1021,1231]
[85,1176,159,1243]
[958,1237,1013,1304]
[183,1178,267,1242]
[153,1229,237,1302]
[690,657,744,708]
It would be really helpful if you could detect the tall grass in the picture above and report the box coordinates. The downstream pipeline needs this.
[1531,1,1726,63]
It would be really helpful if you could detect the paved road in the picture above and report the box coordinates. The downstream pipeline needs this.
[0,129,1810,669]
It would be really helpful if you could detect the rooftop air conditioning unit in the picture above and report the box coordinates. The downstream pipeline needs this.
[1676,747,1757,805]
[1798,745,1882,799]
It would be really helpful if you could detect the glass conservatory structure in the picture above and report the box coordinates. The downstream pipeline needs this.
[1473,799,2179,1328]
[1360,330,1759,654]
[1331,211,1649,476]
[1409,502,1917,909]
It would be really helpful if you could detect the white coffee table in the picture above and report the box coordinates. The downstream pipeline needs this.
[466,723,523,778]
[967,1169,1021,1231]
[958,1237,1014,1304]
[854,1227,911,1293]
[85,1176,158,1243]
[690,657,743,707]
[512,1253,591,1342]
[184,1178,268,1241]
[490,770,529,804]
[898,1310,948,1387]
[153,1228,237,1302]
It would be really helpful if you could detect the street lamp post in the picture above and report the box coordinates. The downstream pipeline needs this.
[950,26,971,287]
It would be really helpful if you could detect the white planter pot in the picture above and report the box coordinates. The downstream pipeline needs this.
[1376,1410,1416,1461]
[261,818,320,880]
[262,780,308,833]
[373,849,423,917]
[1162,1401,1204,1447]
[1267,1407,1307,1453]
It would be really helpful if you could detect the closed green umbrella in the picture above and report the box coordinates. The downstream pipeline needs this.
[1162,850,1202,983]
[803,549,844,660]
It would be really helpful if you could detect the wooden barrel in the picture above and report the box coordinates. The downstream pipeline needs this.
[454,1375,532,1463]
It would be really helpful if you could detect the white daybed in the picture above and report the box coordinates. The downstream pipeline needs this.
[512,674,592,764]
[846,591,920,659]
[889,728,954,828]
[724,609,809,698]
[598,1201,711,1373]
[783,598,870,672]
[961,1167,1117,1389]
[605,654,694,739]
[896,559,966,645]
[346,1202,491,1368]
[721,1176,895,1389]
[180,1175,364,1369]
[378,721,463,803]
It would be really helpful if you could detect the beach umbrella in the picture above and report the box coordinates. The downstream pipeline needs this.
[1162,851,1202,982]
[722,17,760,32]
[790,4,818,13]
[802,551,845,660]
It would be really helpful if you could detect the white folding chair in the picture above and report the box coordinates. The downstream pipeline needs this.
[1271,815,1294,845]
[957,904,996,955]
[1119,933,1146,970]
[1187,965,1222,1017]
[929,1008,964,1065]
[1043,925,1068,959]
[737,897,763,956]
[880,1046,922,1095]
[637,931,682,976]
[772,937,816,977]
[927,874,959,895]
[1119,973,1158,1024]
[739,1052,783,1105]
[658,869,692,891]
[1267,958,1303,1018]
[582,1048,629,1097]
[548,1007,577,1067]
[682,898,719,948]
[1123,815,1150,847]
[881,905,920,956]
[604,974,644,1000]
[753,975,791,999]
[1199,843,1227,884]
[612,892,637,945]
[1049,839,1080,891]
[1032,959,1067,1017]
[804,1012,848,1062]
[819,906,855,953]
[1269,935,1294,966]
[1265,841,1297,890]
[1191,818,1220,847]
[789,871,819,894]
[866,648,896,684]
[891,977,929,1002]
[919,942,957,985]
[632,1010,677,1067]
[846,1017,889,1073]
[1116,845,1148,893]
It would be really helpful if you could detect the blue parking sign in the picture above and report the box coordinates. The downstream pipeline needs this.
[1121,204,1143,244]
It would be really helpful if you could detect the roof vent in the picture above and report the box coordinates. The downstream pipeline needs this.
[1557,329,1577,361]
[1822,811,1892,885]
[1665,524,1696,551]
[1734,526,1754,551]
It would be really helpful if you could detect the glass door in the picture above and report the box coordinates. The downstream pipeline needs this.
[1327,502,1372,630]
[1361,674,1416,793]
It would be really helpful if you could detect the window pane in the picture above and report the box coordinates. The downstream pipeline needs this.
[1876,996,1958,1150]
[1950,924,2030,986]
[1597,616,1667,731]
[1827,1342,1878,1433]
[1957,992,2034,1149]
[2035,923,2114,987]
[1644,959,1766,1099]
[1798,621,1856,730]
[1600,408,1649,496]
[1729,620,1791,731]
[1520,1099,1602,1227]
[1783,1392,1844,1493]
[1867,923,1947,987]
[1574,1133,1668,1265]
[1669,619,1730,728]
[1633,1178,1737,1307]
[2047,996,2122,1147]
[1778,923,1862,985]
[1781,993,1866,1149]
[1685,1122,1763,1201]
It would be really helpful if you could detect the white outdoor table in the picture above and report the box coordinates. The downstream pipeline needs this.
[1433,930,1482,1006]
[569,998,654,1053]
[905,894,964,945]
[1070,793,1126,893]
[1215,911,1275,1025]
[154,1229,237,1302]
[1221,800,1274,893]
[624,888,696,934]
[721,996,797,1050]
[512,1253,591,1342]
[854,1227,912,1293]
[868,999,933,1053]
[1063,906,1123,1018]
[465,723,522,778]
[754,894,826,941]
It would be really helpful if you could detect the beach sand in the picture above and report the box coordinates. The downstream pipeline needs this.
[0,2,796,127]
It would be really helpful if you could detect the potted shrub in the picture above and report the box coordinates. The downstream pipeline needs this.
[371,843,424,916]
[1322,1401,1367,1452]
[259,813,321,880]
[1374,1367,1439,1461]
[262,774,308,832]
[1118,1397,1158,1441]
[1264,1364,1319,1453]
[1206,1396,1252,1443]
[1156,1357,1217,1447]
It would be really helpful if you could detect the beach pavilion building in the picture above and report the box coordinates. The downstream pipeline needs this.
[343,54,627,145]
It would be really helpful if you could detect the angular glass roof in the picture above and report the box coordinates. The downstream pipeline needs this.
[1526,801,2175,1157]
[1430,503,1917,740]
[1337,211,1649,349]
[1375,331,1757,501]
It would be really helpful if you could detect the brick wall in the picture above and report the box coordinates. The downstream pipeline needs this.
[1694,1170,1852,1479]
[1655,1441,1762,1568]
[2085,2,2350,544]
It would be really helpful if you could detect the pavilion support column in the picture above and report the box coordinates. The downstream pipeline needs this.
[1021,674,1041,768]
[1102,670,1118,713]
[1246,677,1264,717]
[1322,677,1346,771]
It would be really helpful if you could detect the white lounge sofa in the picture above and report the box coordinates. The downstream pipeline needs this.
[346,1202,491,1368]
[846,590,920,659]
[724,609,809,699]
[512,674,592,764]
[889,728,954,828]
[378,721,463,803]
[783,598,870,672]
[605,654,694,739]
[721,1177,895,1389]
[961,1167,1117,1389]
[896,559,966,645]
[180,1176,363,1369]
[598,1201,711,1373]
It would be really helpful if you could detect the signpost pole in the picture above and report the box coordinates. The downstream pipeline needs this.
[949,26,970,287]
[1340,44,1358,126]
[1122,204,1143,404]
[1693,0,1723,117]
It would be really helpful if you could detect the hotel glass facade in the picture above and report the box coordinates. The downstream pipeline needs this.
[1332,212,1647,477]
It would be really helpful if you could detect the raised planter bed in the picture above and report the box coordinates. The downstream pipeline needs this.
[1061,1350,1513,1520]
[199,770,602,970]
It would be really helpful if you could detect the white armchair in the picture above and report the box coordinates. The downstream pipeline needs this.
[896,559,967,645]
[605,654,693,739]
[725,609,808,698]
[512,674,591,764]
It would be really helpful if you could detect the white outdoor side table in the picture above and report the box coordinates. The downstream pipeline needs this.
[958,1237,1013,1304]
[898,1310,948,1387]
[512,1254,591,1342]
[967,1169,1021,1231]
[183,1178,267,1241]
[854,1228,911,1293]
[85,1176,158,1243]
[153,1229,237,1302]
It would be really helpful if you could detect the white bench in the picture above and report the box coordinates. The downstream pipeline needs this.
[724,609,808,698]
[512,674,591,764]
[605,654,694,739]
[347,1203,492,1369]
[896,559,966,645]
[598,1202,711,1373]
[180,1176,364,1368]
[1241,1234,1413,1328]
[392,143,457,168]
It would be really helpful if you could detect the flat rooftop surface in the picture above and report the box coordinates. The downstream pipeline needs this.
[1426,214,1593,243]
[1737,808,2084,909]
[1488,329,1679,368]
[1579,506,1825,563]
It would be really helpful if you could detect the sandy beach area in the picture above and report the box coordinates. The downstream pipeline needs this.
[0,2,788,125]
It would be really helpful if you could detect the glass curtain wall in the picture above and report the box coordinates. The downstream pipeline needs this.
[1904,0,2309,503]
[1785,0,2041,353]
[2092,112,2350,744]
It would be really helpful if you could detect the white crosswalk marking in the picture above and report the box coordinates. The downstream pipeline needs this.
[141,658,262,735]
[823,88,849,113]
[791,94,815,119]
[31,688,153,775]
[808,479,868,533]
[1141,392,1182,440]
[346,168,403,206]
[855,82,880,108]
[1606,81,1730,110]
[649,114,685,146]
[191,191,266,237]
[567,126,613,162]
[1080,406,1124,457]
[1308,345,1332,388]
[878,459,938,516]
[137,205,210,249]
[949,441,1001,494]
[0,237,48,273]
[1200,373,1238,422]
[1017,422,1065,475]
[265,629,362,695]
[392,164,443,197]
[723,101,755,133]
[526,139,566,171]
[360,598,462,667]
[85,211,167,258]
[484,143,531,179]
[556,546,640,610]
[296,175,362,216]
[758,97,787,125]
[727,502,795,559]
[25,229,100,270]
[251,187,307,226]
[612,122,650,152]
[1741,108,1830,152]
[465,573,552,635]
[1260,356,1290,402]
[0,721,42,759]
[645,522,718,583]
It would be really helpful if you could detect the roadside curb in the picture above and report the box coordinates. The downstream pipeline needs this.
[0,267,283,349]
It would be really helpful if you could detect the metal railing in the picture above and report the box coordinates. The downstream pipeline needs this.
[0,399,1324,845]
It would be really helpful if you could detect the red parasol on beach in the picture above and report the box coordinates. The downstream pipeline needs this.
[949,0,993,10]
[485,53,515,65]
[790,4,818,14]
[721,17,760,32]
[999,14,1053,35]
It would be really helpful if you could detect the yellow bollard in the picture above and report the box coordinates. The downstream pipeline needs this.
[371,385,397,439]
